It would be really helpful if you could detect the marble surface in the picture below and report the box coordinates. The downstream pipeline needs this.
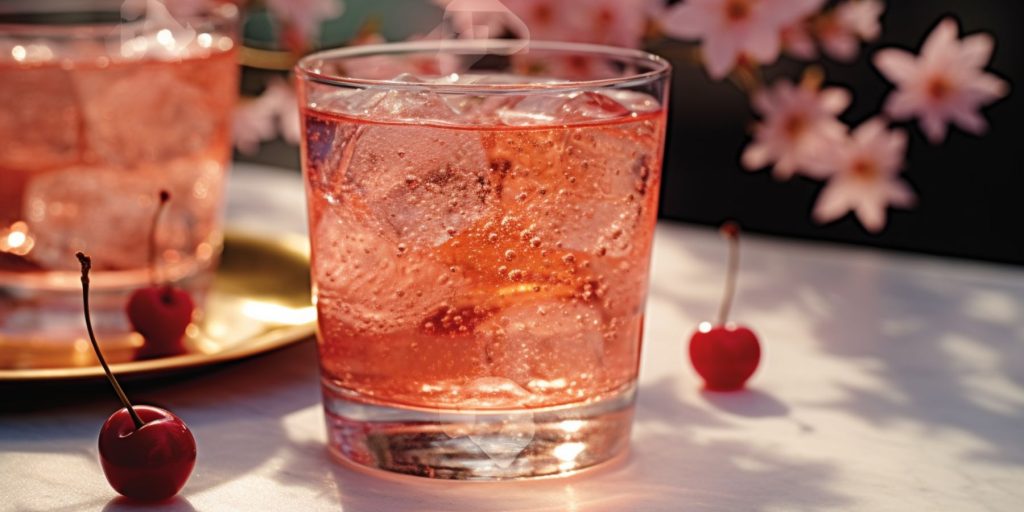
[3,164,1023,511]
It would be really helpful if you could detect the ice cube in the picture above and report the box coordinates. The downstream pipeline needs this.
[73,65,214,166]
[497,91,631,126]
[0,67,84,221]
[484,113,661,258]
[338,122,496,247]
[313,206,464,335]
[600,90,662,114]
[22,159,223,271]
[475,301,605,390]
[0,66,82,171]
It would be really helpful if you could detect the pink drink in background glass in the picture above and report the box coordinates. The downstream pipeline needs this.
[0,4,238,343]
[298,41,670,479]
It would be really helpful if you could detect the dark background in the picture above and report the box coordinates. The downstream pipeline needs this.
[235,0,1023,265]
[655,0,1023,265]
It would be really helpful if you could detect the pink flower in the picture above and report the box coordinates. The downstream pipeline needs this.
[233,78,300,155]
[266,0,343,46]
[571,0,650,48]
[816,0,884,62]
[813,118,914,232]
[742,78,851,179]
[873,18,1010,144]
[662,0,824,79]
[500,0,569,41]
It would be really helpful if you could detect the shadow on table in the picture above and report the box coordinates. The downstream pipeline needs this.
[166,341,322,495]
[809,263,1024,469]
[102,496,196,512]
[270,376,849,512]
[654,226,1024,471]
[2,340,321,506]
[698,388,790,419]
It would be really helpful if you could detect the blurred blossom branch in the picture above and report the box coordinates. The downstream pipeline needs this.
[245,0,1009,233]
[233,77,300,155]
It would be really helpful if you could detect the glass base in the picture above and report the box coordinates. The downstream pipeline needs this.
[322,380,636,480]
[0,263,214,346]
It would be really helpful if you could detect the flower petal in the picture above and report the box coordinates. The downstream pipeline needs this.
[949,103,989,136]
[783,23,818,60]
[886,179,917,209]
[921,18,960,62]
[873,48,918,84]
[661,3,706,39]
[965,73,1010,102]
[822,32,860,62]
[820,87,853,113]
[919,112,950,144]
[772,154,801,180]
[703,34,740,80]
[854,193,888,233]
[745,25,783,65]
[741,140,773,171]
[883,90,921,121]
[813,178,855,224]
[959,33,995,69]
[852,117,888,143]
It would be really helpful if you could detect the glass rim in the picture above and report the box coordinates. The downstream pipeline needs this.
[295,39,672,94]
[0,3,239,38]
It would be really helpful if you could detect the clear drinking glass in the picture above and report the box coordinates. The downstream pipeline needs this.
[0,2,238,344]
[296,40,670,479]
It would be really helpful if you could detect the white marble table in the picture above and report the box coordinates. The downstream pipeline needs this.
[3,164,1023,511]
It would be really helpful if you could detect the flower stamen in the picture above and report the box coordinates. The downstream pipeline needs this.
[783,114,808,139]
[725,0,753,22]
[926,75,953,102]
[851,159,879,181]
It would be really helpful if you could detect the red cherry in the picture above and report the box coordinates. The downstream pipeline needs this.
[77,252,197,502]
[128,190,194,358]
[688,221,762,391]
[99,405,197,502]
[128,286,194,358]
[689,323,761,391]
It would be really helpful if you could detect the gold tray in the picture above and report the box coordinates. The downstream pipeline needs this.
[0,232,314,381]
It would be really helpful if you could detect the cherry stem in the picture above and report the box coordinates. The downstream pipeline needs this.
[148,190,170,287]
[717,222,741,325]
[77,252,144,430]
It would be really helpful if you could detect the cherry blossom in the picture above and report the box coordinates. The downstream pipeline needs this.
[874,17,1009,144]
[266,0,343,48]
[816,0,884,62]
[498,0,569,42]
[233,78,300,155]
[742,77,851,179]
[662,0,824,79]
[571,0,650,48]
[813,118,914,232]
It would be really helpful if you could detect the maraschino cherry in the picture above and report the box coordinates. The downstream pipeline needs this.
[77,252,197,502]
[689,221,762,391]
[127,190,194,359]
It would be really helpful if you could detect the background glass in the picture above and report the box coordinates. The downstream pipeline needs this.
[297,40,670,479]
[0,1,239,344]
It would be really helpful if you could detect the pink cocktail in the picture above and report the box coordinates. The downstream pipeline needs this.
[297,41,670,479]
